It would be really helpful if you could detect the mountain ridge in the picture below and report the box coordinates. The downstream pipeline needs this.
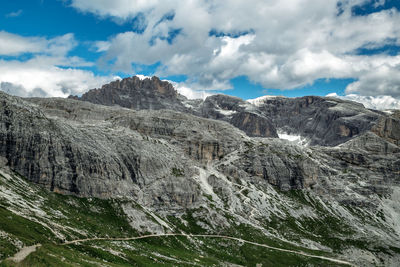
[0,76,400,266]
[69,75,400,146]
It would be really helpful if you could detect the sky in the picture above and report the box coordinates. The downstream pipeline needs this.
[1,0,400,109]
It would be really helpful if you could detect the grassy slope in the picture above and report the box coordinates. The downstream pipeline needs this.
[0,169,351,266]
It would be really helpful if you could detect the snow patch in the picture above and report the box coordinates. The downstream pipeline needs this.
[277,131,309,146]
[247,95,282,107]
[216,109,237,116]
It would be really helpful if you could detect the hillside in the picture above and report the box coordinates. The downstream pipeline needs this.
[0,76,400,266]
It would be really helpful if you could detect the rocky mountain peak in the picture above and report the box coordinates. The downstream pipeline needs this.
[69,76,188,112]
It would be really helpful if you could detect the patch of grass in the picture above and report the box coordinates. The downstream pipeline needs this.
[2,243,127,267]
[241,189,250,197]
[167,209,210,234]
[269,190,385,253]
[0,207,54,250]
[39,194,138,241]
[0,238,18,261]
[0,206,55,261]
[203,193,213,202]
[244,141,254,148]
[0,171,380,266]
[11,236,349,267]
[376,209,386,222]
[171,167,184,177]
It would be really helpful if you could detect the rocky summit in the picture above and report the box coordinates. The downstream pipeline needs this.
[1,76,400,266]
[69,76,188,112]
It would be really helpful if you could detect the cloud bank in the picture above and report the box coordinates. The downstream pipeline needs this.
[1,0,399,106]
[0,31,117,97]
[69,0,400,98]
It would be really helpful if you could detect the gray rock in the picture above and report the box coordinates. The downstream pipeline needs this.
[2,90,398,201]
[69,77,280,139]
[2,89,400,265]
[255,95,385,146]
[69,76,400,149]
[1,92,202,209]
[69,76,189,112]
[371,116,400,146]
[199,94,278,138]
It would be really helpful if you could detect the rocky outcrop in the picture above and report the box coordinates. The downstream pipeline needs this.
[2,89,399,204]
[230,111,277,138]
[219,141,321,191]
[254,95,385,146]
[112,111,241,164]
[200,94,245,119]
[371,116,400,146]
[199,94,278,138]
[1,92,202,208]
[69,76,188,112]
[69,78,280,138]
[339,132,400,154]
[68,77,400,147]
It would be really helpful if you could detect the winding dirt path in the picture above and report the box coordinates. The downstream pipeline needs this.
[62,233,357,266]
[8,244,41,263]
[7,234,356,266]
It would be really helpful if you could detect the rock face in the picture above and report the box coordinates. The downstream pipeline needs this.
[371,116,400,146]
[69,76,188,112]
[0,93,201,208]
[1,85,400,265]
[2,77,398,200]
[71,78,279,138]
[1,92,255,209]
[1,88,397,197]
[230,111,277,138]
[199,94,278,138]
[68,76,399,148]
[251,95,386,146]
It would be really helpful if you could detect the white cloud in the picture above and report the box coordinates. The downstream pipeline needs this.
[0,31,47,56]
[327,93,400,110]
[0,30,204,99]
[0,59,117,97]
[346,62,400,97]
[69,0,159,20]
[0,31,117,98]
[167,81,212,100]
[71,0,400,97]
[0,31,79,58]
[94,41,111,52]
[5,10,23,18]
[374,0,386,8]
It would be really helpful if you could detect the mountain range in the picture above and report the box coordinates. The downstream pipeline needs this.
[0,76,399,266]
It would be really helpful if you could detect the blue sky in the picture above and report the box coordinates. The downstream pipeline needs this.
[1,0,400,107]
